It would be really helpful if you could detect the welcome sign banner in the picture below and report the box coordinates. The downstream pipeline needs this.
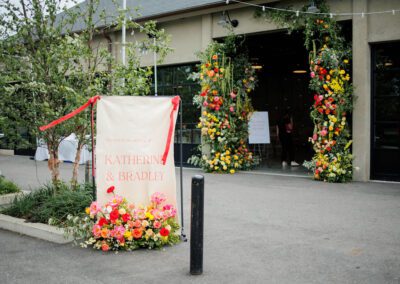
[96,96,180,208]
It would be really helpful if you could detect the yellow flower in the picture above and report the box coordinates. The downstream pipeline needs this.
[214,166,219,170]
[343,59,349,64]
[233,155,238,160]
[223,166,227,170]
[124,230,132,239]
[225,150,230,155]
[85,207,90,215]
[230,169,235,174]
[145,212,154,220]
[202,111,207,116]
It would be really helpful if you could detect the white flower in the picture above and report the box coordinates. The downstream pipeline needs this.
[106,206,112,213]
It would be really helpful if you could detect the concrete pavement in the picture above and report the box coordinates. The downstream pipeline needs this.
[1,155,400,283]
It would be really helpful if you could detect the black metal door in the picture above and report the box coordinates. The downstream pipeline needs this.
[371,42,400,181]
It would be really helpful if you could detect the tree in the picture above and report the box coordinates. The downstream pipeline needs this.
[0,0,171,185]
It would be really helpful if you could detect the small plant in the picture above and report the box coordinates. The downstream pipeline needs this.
[0,176,20,195]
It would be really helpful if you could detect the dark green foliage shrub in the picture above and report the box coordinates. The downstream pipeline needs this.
[2,183,93,225]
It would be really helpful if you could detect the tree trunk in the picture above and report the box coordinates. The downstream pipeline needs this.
[48,142,60,184]
[71,141,84,188]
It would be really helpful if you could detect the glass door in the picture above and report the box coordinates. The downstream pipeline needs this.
[371,42,400,181]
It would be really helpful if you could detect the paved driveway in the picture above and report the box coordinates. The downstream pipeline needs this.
[1,155,400,283]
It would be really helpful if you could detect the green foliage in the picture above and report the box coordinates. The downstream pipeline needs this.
[2,183,93,225]
[0,176,20,195]
[0,0,171,183]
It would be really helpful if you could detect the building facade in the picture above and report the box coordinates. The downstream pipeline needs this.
[88,0,400,182]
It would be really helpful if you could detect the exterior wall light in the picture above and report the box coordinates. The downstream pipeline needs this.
[218,11,239,28]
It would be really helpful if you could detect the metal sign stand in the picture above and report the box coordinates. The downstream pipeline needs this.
[179,98,187,242]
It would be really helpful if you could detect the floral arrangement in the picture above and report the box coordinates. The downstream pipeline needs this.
[188,37,258,173]
[64,186,180,251]
[305,18,353,182]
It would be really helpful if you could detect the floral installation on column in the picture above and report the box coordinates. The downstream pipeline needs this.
[256,0,353,182]
[188,37,258,173]
[307,42,353,182]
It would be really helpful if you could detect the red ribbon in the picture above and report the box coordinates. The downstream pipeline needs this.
[39,95,101,131]
[161,96,180,165]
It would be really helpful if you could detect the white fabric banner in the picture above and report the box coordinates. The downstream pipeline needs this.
[96,96,179,209]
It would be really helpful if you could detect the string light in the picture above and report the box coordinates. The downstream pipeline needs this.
[225,0,400,18]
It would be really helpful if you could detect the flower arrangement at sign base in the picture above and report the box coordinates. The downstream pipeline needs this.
[188,36,258,173]
[65,186,180,251]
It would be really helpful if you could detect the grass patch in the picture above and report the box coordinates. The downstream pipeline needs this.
[0,176,20,195]
[1,183,93,225]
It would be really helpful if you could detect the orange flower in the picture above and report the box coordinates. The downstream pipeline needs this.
[212,90,218,95]
[208,70,215,78]
[212,54,218,60]
[101,242,109,251]
[101,228,109,238]
[133,228,143,239]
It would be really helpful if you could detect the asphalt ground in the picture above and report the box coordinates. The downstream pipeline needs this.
[1,155,400,284]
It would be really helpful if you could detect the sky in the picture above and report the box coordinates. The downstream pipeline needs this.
[2,0,85,13]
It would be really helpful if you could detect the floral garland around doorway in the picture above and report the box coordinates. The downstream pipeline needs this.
[188,37,258,173]
[255,0,353,182]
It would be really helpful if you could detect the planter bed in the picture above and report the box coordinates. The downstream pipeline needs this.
[0,213,73,244]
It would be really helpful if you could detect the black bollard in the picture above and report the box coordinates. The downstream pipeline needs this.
[190,175,204,275]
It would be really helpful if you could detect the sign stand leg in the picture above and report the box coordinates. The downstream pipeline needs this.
[179,99,187,242]
[90,103,96,201]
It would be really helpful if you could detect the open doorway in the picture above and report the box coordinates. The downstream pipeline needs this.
[245,30,313,171]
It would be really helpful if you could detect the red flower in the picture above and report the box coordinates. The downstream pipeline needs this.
[98,217,108,227]
[200,88,208,97]
[214,67,219,73]
[122,213,131,222]
[110,209,119,222]
[160,228,170,237]
[106,186,115,194]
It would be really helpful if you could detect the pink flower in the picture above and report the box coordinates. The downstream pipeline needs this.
[89,201,100,215]
[163,204,172,210]
[203,101,208,107]
[153,221,162,229]
[151,208,162,219]
[111,225,125,239]
[312,134,318,141]
[310,72,315,78]
[230,92,237,99]
[320,129,328,136]
[213,96,220,102]
[229,106,234,112]
[151,192,167,205]
[92,224,101,238]
[215,105,220,111]
[134,220,142,228]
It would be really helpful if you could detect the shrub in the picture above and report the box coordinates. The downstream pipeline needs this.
[0,176,20,195]
[1,183,93,225]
